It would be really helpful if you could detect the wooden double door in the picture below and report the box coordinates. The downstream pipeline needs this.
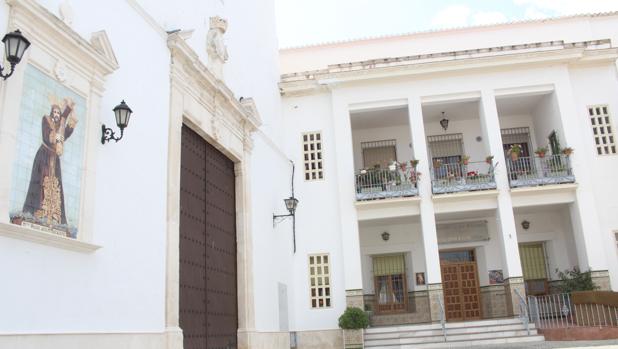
[179,125,238,349]
[440,250,481,322]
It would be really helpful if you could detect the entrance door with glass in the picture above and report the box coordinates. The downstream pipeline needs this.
[440,250,481,322]
[373,254,408,314]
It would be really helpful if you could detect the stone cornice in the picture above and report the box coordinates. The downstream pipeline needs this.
[167,33,262,132]
[6,0,119,77]
[279,40,618,97]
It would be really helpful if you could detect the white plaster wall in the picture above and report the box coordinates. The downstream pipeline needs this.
[0,0,170,333]
[282,92,351,331]
[280,15,618,74]
[515,208,579,280]
[568,63,618,289]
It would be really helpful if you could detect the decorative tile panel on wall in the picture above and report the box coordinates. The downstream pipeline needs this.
[9,64,86,238]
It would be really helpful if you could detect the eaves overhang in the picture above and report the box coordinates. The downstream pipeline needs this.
[279,39,618,97]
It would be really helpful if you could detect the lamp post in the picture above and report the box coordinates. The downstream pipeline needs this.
[0,29,31,80]
[273,161,299,252]
[101,100,133,144]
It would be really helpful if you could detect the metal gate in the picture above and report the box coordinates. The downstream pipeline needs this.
[179,125,238,349]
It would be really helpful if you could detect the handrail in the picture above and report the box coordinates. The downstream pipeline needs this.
[437,295,447,341]
[514,288,530,335]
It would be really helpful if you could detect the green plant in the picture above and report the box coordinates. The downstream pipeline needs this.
[338,307,370,330]
[410,159,420,168]
[534,147,548,158]
[485,155,494,164]
[509,144,522,155]
[562,147,574,156]
[555,267,598,293]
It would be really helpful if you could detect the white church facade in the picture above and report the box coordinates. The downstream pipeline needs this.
[1,1,618,349]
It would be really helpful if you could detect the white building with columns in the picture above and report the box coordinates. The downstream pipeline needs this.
[1,1,618,349]
[278,11,618,347]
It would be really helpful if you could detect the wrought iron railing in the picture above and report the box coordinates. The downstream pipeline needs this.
[431,161,496,194]
[507,154,575,188]
[514,289,530,335]
[528,293,618,329]
[355,162,419,201]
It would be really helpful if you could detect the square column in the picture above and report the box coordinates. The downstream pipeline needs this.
[332,94,364,309]
[408,96,443,322]
[479,90,524,315]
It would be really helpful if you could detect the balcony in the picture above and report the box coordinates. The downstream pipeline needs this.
[355,162,419,201]
[431,160,496,195]
[507,154,575,188]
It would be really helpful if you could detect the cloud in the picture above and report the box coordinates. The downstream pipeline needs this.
[514,0,618,15]
[431,5,472,28]
[473,11,508,25]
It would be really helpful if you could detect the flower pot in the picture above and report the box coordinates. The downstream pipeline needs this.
[462,160,469,165]
[510,153,520,161]
[343,329,364,349]
[536,152,546,158]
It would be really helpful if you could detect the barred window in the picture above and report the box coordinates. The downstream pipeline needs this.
[309,254,331,308]
[302,132,324,181]
[589,105,616,155]
[362,139,397,169]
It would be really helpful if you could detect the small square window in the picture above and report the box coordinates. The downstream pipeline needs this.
[309,253,331,309]
[588,105,617,155]
[302,131,324,181]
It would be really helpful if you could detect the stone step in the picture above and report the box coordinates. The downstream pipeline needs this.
[365,334,545,349]
[365,317,526,335]
[364,323,535,341]
[365,329,538,347]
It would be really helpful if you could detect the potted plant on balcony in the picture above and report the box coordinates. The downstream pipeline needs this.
[562,147,574,157]
[508,144,522,161]
[485,155,494,164]
[534,146,548,158]
[433,158,443,168]
[339,307,369,349]
[461,155,470,165]
[388,160,397,172]
[410,159,420,168]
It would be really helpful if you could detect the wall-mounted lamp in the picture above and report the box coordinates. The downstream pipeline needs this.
[439,111,449,131]
[521,220,530,230]
[274,161,299,252]
[101,100,133,144]
[0,29,30,80]
[381,231,390,241]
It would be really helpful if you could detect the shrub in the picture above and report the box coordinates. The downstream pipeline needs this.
[555,267,598,293]
[338,307,369,330]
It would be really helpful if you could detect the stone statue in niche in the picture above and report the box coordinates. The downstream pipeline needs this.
[206,16,228,80]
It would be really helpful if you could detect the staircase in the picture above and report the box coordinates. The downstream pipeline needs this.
[364,317,544,348]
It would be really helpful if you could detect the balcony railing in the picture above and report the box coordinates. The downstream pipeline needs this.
[355,163,419,201]
[431,161,496,194]
[507,155,575,188]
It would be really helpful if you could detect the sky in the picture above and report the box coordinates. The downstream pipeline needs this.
[275,0,618,48]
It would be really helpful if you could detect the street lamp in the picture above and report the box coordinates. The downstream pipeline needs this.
[0,29,31,80]
[440,111,449,131]
[101,100,133,144]
[274,161,300,252]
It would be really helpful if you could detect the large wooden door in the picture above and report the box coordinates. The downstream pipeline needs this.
[440,250,481,322]
[179,125,238,349]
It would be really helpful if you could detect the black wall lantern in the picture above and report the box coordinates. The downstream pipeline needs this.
[381,231,390,241]
[439,111,449,131]
[521,220,530,230]
[274,161,299,253]
[0,29,31,80]
[101,100,133,144]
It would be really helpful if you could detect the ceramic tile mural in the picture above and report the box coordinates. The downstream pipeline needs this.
[9,65,86,238]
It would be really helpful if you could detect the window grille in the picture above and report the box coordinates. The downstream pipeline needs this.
[427,133,463,158]
[361,139,397,168]
[302,132,324,181]
[501,127,532,147]
[309,254,331,308]
[588,105,616,155]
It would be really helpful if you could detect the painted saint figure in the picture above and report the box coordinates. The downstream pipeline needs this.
[22,98,77,229]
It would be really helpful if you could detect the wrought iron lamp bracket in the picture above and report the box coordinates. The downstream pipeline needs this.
[101,124,124,144]
[0,62,16,80]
